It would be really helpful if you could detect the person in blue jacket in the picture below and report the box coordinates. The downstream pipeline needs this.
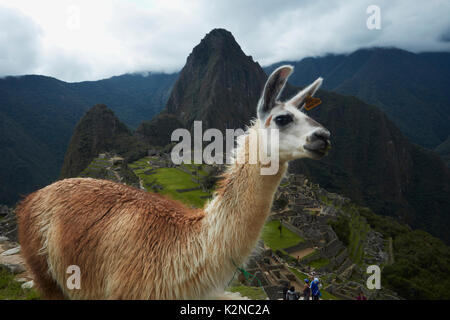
[310,278,321,300]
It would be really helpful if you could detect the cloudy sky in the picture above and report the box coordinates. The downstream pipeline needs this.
[1,0,449,82]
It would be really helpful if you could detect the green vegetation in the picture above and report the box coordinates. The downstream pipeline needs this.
[382,230,450,300]
[60,104,150,179]
[328,204,369,265]
[136,113,184,147]
[288,267,308,281]
[129,158,211,208]
[308,258,330,269]
[320,290,340,300]
[0,267,40,300]
[261,220,304,252]
[327,202,450,300]
[328,215,350,246]
[358,207,450,300]
[228,286,268,300]
[348,211,369,265]
[300,250,318,261]
[80,157,139,186]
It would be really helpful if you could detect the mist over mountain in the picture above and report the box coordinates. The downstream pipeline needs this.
[265,48,450,150]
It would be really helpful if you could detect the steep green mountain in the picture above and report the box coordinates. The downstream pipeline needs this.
[136,113,184,147]
[0,110,57,204]
[145,29,450,243]
[70,72,177,129]
[60,104,148,179]
[0,75,87,204]
[0,72,176,204]
[163,28,267,132]
[266,48,450,149]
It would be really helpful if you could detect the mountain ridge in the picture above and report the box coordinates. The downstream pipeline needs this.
[265,47,450,149]
[0,72,177,204]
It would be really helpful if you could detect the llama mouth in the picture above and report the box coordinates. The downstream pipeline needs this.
[304,140,331,157]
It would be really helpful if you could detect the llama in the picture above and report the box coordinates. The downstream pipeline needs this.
[16,65,331,299]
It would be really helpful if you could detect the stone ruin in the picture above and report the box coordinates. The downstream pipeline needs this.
[242,242,305,300]
[0,205,17,242]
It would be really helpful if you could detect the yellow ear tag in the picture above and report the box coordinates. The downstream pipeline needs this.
[304,96,322,111]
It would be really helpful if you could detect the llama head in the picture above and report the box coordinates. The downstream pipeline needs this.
[257,65,331,162]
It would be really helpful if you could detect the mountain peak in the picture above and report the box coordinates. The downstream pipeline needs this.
[201,28,238,48]
[163,29,266,131]
[204,28,235,40]
[186,28,246,66]
[59,104,132,179]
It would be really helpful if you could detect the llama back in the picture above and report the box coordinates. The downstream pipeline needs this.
[16,178,205,299]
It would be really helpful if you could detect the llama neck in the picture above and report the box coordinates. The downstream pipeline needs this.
[202,129,287,268]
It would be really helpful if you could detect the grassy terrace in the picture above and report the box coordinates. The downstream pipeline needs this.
[261,220,304,252]
[228,286,268,300]
[129,157,211,208]
[288,267,308,281]
[308,258,330,269]
[0,267,40,300]
[348,210,370,265]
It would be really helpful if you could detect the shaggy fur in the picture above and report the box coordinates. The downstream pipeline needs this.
[16,65,328,300]
[16,126,286,300]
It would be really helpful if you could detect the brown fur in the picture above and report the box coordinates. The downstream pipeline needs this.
[16,65,327,300]
[17,178,204,299]
[17,145,287,299]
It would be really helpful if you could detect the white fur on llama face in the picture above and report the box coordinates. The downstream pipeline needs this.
[257,65,331,163]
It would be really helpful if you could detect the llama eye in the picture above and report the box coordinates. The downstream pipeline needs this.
[274,114,293,127]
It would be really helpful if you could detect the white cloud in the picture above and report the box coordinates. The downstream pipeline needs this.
[0,6,42,76]
[0,0,449,81]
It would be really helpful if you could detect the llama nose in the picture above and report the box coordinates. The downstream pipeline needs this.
[311,128,330,142]
[304,128,331,157]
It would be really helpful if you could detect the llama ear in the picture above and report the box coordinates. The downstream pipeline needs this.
[257,65,293,119]
[288,77,323,110]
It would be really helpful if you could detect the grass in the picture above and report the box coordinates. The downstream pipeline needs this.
[320,290,340,300]
[181,163,208,176]
[228,286,268,300]
[288,267,308,281]
[300,249,318,261]
[308,258,330,269]
[130,157,211,208]
[347,211,369,265]
[151,168,211,207]
[0,267,40,300]
[261,220,304,252]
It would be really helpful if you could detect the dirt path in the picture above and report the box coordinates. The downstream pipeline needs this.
[289,247,315,260]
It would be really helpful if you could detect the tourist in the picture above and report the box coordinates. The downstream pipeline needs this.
[282,285,289,300]
[311,278,321,300]
[303,279,311,300]
[357,290,367,300]
[286,286,300,300]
